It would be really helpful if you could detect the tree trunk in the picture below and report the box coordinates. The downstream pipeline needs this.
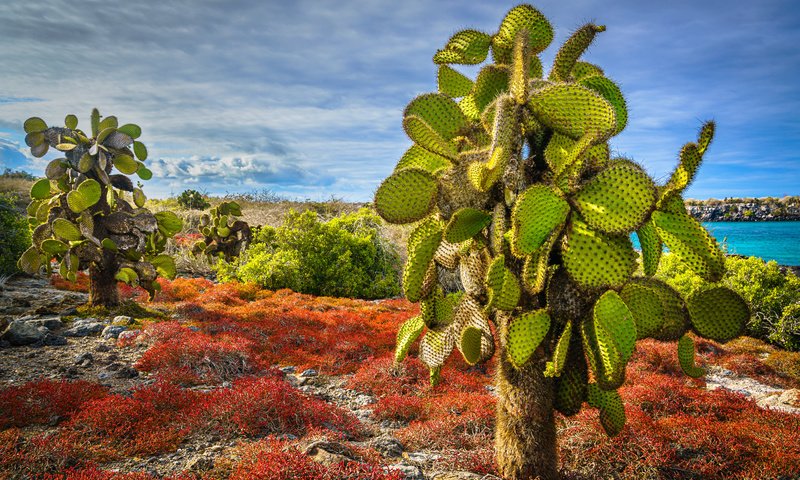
[495,315,558,480]
[89,250,119,307]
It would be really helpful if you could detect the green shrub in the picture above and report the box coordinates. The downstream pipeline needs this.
[217,208,401,299]
[176,189,210,210]
[0,193,31,276]
[657,254,800,350]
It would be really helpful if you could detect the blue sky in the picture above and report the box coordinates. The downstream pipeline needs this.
[0,0,798,201]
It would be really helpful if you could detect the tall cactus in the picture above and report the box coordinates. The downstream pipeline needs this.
[376,5,749,479]
[192,201,251,262]
[17,109,182,306]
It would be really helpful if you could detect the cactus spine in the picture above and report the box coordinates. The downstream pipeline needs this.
[374,5,749,479]
[18,109,182,306]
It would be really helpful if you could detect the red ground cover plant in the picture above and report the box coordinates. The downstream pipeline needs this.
[0,379,107,428]
[42,464,191,479]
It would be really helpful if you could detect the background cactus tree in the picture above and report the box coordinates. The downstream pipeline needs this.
[18,109,182,307]
[374,5,749,479]
[192,201,251,262]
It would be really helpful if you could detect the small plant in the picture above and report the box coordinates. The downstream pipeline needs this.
[0,193,31,275]
[176,188,210,210]
[17,109,182,306]
[192,200,251,262]
[373,5,749,478]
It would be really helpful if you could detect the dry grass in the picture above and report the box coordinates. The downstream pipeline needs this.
[0,176,34,211]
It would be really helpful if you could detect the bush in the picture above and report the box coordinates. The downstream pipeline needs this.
[0,193,30,276]
[176,189,210,210]
[657,254,800,350]
[218,208,401,299]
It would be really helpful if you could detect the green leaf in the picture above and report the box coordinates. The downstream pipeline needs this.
[52,218,82,242]
[459,326,483,365]
[41,239,69,256]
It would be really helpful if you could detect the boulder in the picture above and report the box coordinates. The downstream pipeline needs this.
[102,325,127,339]
[63,319,104,337]
[1,320,48,345]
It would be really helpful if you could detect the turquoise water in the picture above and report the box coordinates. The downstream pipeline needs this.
[631,221,800,266]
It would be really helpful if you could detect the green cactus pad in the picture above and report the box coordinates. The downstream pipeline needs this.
[550,24,606,82]
[661,143,702,203]
[25,132,45,148]
[420,288,440,327]
[473,66,510,113]
[652,210,724,282]
[485,254,521,311]
[554,354,588,416]
[697,121,715,155]
[395,145,453,175]
[578,75,627,134]
[493,4,553,55]
[490,203,507,256]
[444,208,492,243]
[403,115,459,159]
[544,132,579,176]
[594,291,637,363]
[118,123,142,139]
[419,325,455,369]
[41,239,69,256]
[433,240,460,269]
[150,254,177,279]
[522,248,548,295]
[18,247,42,274]
[581,313,625,391]
[562,219,636,290]
[677,334,705,378]
[24,117,48,134]
[404,218,444,302]
[67,179,102,213]
[438,65,474,98]
[573,162,656,234]
[45,159,68,180]
[587,383,626,436]
[584,143,610,170]
[633,277,690,341]
[154,211,183,237]
[455,295,494,362]
[405,93,468,142]
[52,218,82,242]
[545,320,572,377]
[620,282,664,339]
[458,95,481,121]
[436,291,464,327]
[30,178,52,200]
[572,61,604,80]
[433,29,492,65]
[64,114,78,129]
[511,31,531,104]
[395,315,425,363]
[112,154,139,175]
[511,185,569,256]
[507,309,551,368]
[459,326,483,365]
[528,83,616,140]
[115,267,139,284]
[133,141,148,161]
[374,168,438,224]
[636,220,662,276]
[687,286,749,342]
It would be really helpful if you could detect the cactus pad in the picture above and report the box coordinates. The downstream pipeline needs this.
[433,240,460,269]
[438,65,474,98]
[550,24,606,82]
[594,291,637,364]
[52,218,81,242]
[661,143,703,204]
[578,75,627,134]
[545,320,572,377]
[620,282,664,340]
[587,383,626,436]
[573,163,656,234]
[419,326,455,369]
[459,247,488,296]
[507,309,551,367]
[30,178,52,200]
[677,334,705,378]
[472,66,510,113]
[375,168,438,224]
[490,203,507,256]
[511,185,569,256]
[18,247,42,274]
[403,115,458,159]
[433,30,492,65]
[404,218,443,302]
[572,61,604,80]
[528,83,616,140]
[444,208,492,243]
[562,219,636,289]
[395,315,425,363]
[652,210,724,282]
[581,313,625,391]
[687,286,748,342]
[494,4,553,55]
[459,326,484,365]
[485,255,521,311]
[636,220,662,276]
[405,93,468,141]
[631,277,690,341]
[436,291,464,327]
[697,121,715,155]
[396,145,453,175]
[554,353,588,416]
[67,179,102,213]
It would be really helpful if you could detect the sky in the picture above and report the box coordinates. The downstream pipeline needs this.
[0,0,798,201]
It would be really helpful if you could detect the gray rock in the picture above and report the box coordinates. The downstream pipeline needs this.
[384,463,423,479]
[102,325,127,339]
[74,352,94,367]
[185,455,214,472]
[430,472,493,480]
[24,316,63,330]
[112,315,134,325]
[63,319,104,337]
[115,366,139,379]
[1,320,48,345]
[404,451,441,464]
[371,436,404,457]
[280,365,296,374]
[300,368,318,377]
[42,333,67,346]
[117,330,141,343]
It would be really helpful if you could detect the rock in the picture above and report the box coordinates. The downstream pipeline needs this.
[102,325,127,339]
[431,472,495,480]
[185,455,214,472]
[779,389,800,408]
[95,344,112,352]
[113,315,135,325]
[188,326,200,332]
[117,330,141,343]
[26,316,63,330]
[115,366,139,379]
[304,440,355,467]
[1,320,48,345]
[42,333,67,346]
[74,352,94,367]
[353,393,375,406]
[385,463,423,479]
[404,451,441,464]
[206,445,224,453]
[371,436,403,457]
[63,319,104,337]
[300,368,318,377]
[280,366,296,374]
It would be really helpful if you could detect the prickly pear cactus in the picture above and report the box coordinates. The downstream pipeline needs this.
[18,109,182,305]
[192,201,251,261]
[375,4,749,444]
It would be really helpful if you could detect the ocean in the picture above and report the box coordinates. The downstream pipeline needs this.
[631,221,800,266]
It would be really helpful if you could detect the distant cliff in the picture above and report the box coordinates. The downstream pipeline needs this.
[685,196,800,222]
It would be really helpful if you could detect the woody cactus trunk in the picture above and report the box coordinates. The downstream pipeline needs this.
[375,5,749,479]
[17,109,183,307]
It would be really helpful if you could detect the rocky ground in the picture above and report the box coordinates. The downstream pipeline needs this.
[1,276,798,479]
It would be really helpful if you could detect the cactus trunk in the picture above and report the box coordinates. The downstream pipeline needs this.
[495,315,558,480]
[89,250,120,307]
